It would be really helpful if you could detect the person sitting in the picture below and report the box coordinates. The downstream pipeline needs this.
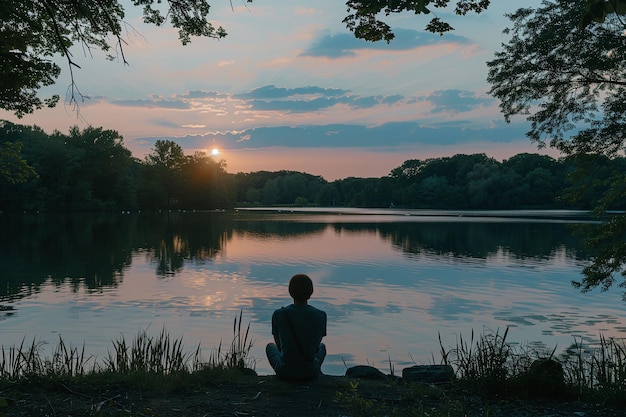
[265,274,327,380]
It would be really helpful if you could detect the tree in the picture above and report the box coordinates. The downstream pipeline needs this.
[344,0,625,41]
[486,0,626,294]
[261,178,279,205]
[343,0,491,41]
[144,140,187,208]
[0,140,37,185]
[4,0,625,119]
[179,151,229,209]
[1,0,229,117]
[65,126,135,208]
[581,0,626,26]
[487,1,626,155]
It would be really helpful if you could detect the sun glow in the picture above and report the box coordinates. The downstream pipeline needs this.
[211,148,220,156]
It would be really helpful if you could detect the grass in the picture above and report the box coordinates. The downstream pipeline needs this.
[0,310,254,385]
[105,326,201,374]
[335,328,626,416]
[205,309,255,371]
[559,334,626,405]
[435,326,626,405]
[2,318,626,416]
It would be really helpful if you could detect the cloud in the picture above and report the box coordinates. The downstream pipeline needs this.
[135,120,530,151]
[233,85,348,100]
[148,119,180,128]
[244,97,344,112]
[231,85,407,113]
[80,84,493,127]
[301,28,472,58]
[426,89,494,114]
[111,99,190,109]
[180,90,222,99]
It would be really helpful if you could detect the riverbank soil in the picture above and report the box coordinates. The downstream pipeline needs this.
[1,374,624,416]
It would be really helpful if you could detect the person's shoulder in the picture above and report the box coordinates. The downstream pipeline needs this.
[308,304,327,316]
[272,306,288,316]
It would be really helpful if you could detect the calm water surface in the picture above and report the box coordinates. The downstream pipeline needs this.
[1,209,625,376]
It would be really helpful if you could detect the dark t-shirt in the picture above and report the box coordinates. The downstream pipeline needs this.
[271,304,327,377]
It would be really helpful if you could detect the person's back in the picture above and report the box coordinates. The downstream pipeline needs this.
[266,274,327,380]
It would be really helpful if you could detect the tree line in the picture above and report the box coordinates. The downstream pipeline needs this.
[2,120,625,213]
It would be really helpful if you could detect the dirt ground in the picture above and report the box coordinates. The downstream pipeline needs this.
[1,374,625,417]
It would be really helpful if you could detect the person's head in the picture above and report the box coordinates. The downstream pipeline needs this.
[288,274,314,303]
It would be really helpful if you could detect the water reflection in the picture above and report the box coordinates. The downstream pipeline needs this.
[0,211,589,301]
[0,213,132,296]
[1,210,624,376]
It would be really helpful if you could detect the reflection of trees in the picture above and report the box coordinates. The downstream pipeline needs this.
[231,216,326,238]
[1,212,591,302]
[0,212,235,298]
[120,212,326,277]
[138,212,233,277]
[333,221,589,260]
[0,213,135,299]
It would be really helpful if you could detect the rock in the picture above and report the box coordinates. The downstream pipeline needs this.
[240,367,258,377]
[402,365,455,384]
[525,358,565,398]
[345,365,387,380]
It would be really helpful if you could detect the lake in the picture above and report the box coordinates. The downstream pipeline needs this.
[1,209,625,376]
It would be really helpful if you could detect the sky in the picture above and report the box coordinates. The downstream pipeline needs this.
[1,0,553,181]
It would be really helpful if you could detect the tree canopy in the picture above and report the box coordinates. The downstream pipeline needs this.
[343,0,491,41]
[1,0,228,117]
[487,0,626,294]
[4,0,626,118]
[487,0,626,156]
[0,0,496,117]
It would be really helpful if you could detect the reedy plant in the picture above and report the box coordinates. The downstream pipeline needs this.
[46,336,95,377]
[1,311,255,382]
[105,327,201,374]
[206,309,255,370]
[447,327,513,382]
[1,336,96,379]
[560,335,626,404]
[0,337,44,379]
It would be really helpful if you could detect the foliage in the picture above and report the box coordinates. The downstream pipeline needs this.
[4,0,626,118]
[0,140,37,185]
[5,122,626,213]
[487,0,626,293]
[335,380,384,417]
[233,170,326,207]
[0,121,135,211]
[1,0,493,117]
[581,0,626,27]
[343,0,491,41]
[487,1,626,156]
[0,0,229,117]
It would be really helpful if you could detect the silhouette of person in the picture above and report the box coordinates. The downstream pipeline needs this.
[266,274,327,380]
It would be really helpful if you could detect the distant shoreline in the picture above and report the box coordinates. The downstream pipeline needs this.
[236,207,597,221]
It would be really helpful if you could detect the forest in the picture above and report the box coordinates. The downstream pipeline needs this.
[2,121,625,212]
